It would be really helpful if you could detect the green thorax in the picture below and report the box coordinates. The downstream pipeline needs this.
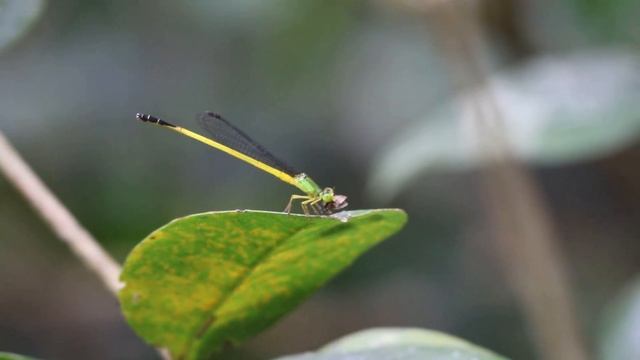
[293,173,322,196]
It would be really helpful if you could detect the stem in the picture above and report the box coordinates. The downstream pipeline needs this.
[0,130,172,359]
[480,160,588,360]
[400,1,589,359]
[0,130,123,294]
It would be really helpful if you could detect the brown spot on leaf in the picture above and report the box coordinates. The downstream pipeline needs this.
[195,314,216,338]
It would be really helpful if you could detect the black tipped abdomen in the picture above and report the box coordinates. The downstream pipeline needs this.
[136,113,176,127]
[136,113,159,123]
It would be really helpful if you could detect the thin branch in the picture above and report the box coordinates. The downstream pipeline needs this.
[393,1,589,359]
[0,130,123,293]
[0,129,173,359]
[434,4,588,359]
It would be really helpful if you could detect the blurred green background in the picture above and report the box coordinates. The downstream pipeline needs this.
[1,0,640,359]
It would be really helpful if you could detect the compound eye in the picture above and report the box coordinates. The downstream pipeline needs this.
[321,188,334,203]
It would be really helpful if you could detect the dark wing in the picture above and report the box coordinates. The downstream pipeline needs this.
[197,112,298,176]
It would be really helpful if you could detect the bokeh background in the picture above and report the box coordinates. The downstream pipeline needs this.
[1,0,640,359]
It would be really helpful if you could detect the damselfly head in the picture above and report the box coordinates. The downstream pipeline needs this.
[320,187,335,203]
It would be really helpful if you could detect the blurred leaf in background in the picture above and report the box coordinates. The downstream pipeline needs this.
[367,49,640,202]
[0,0,44,51]
[276,328,508,360]
[0,353,38,360]
[599,276,640,360]
[570,0,640,41]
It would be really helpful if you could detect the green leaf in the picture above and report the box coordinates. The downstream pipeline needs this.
[367,49,640,202]
[570,0,639,40]
[0,0,45,52]
[599,276,640,360]
[274,327,509,360]
[119,209,407,359]
[0,353,39,360]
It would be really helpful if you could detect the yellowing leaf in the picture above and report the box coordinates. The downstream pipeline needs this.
[119,209,407,359]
